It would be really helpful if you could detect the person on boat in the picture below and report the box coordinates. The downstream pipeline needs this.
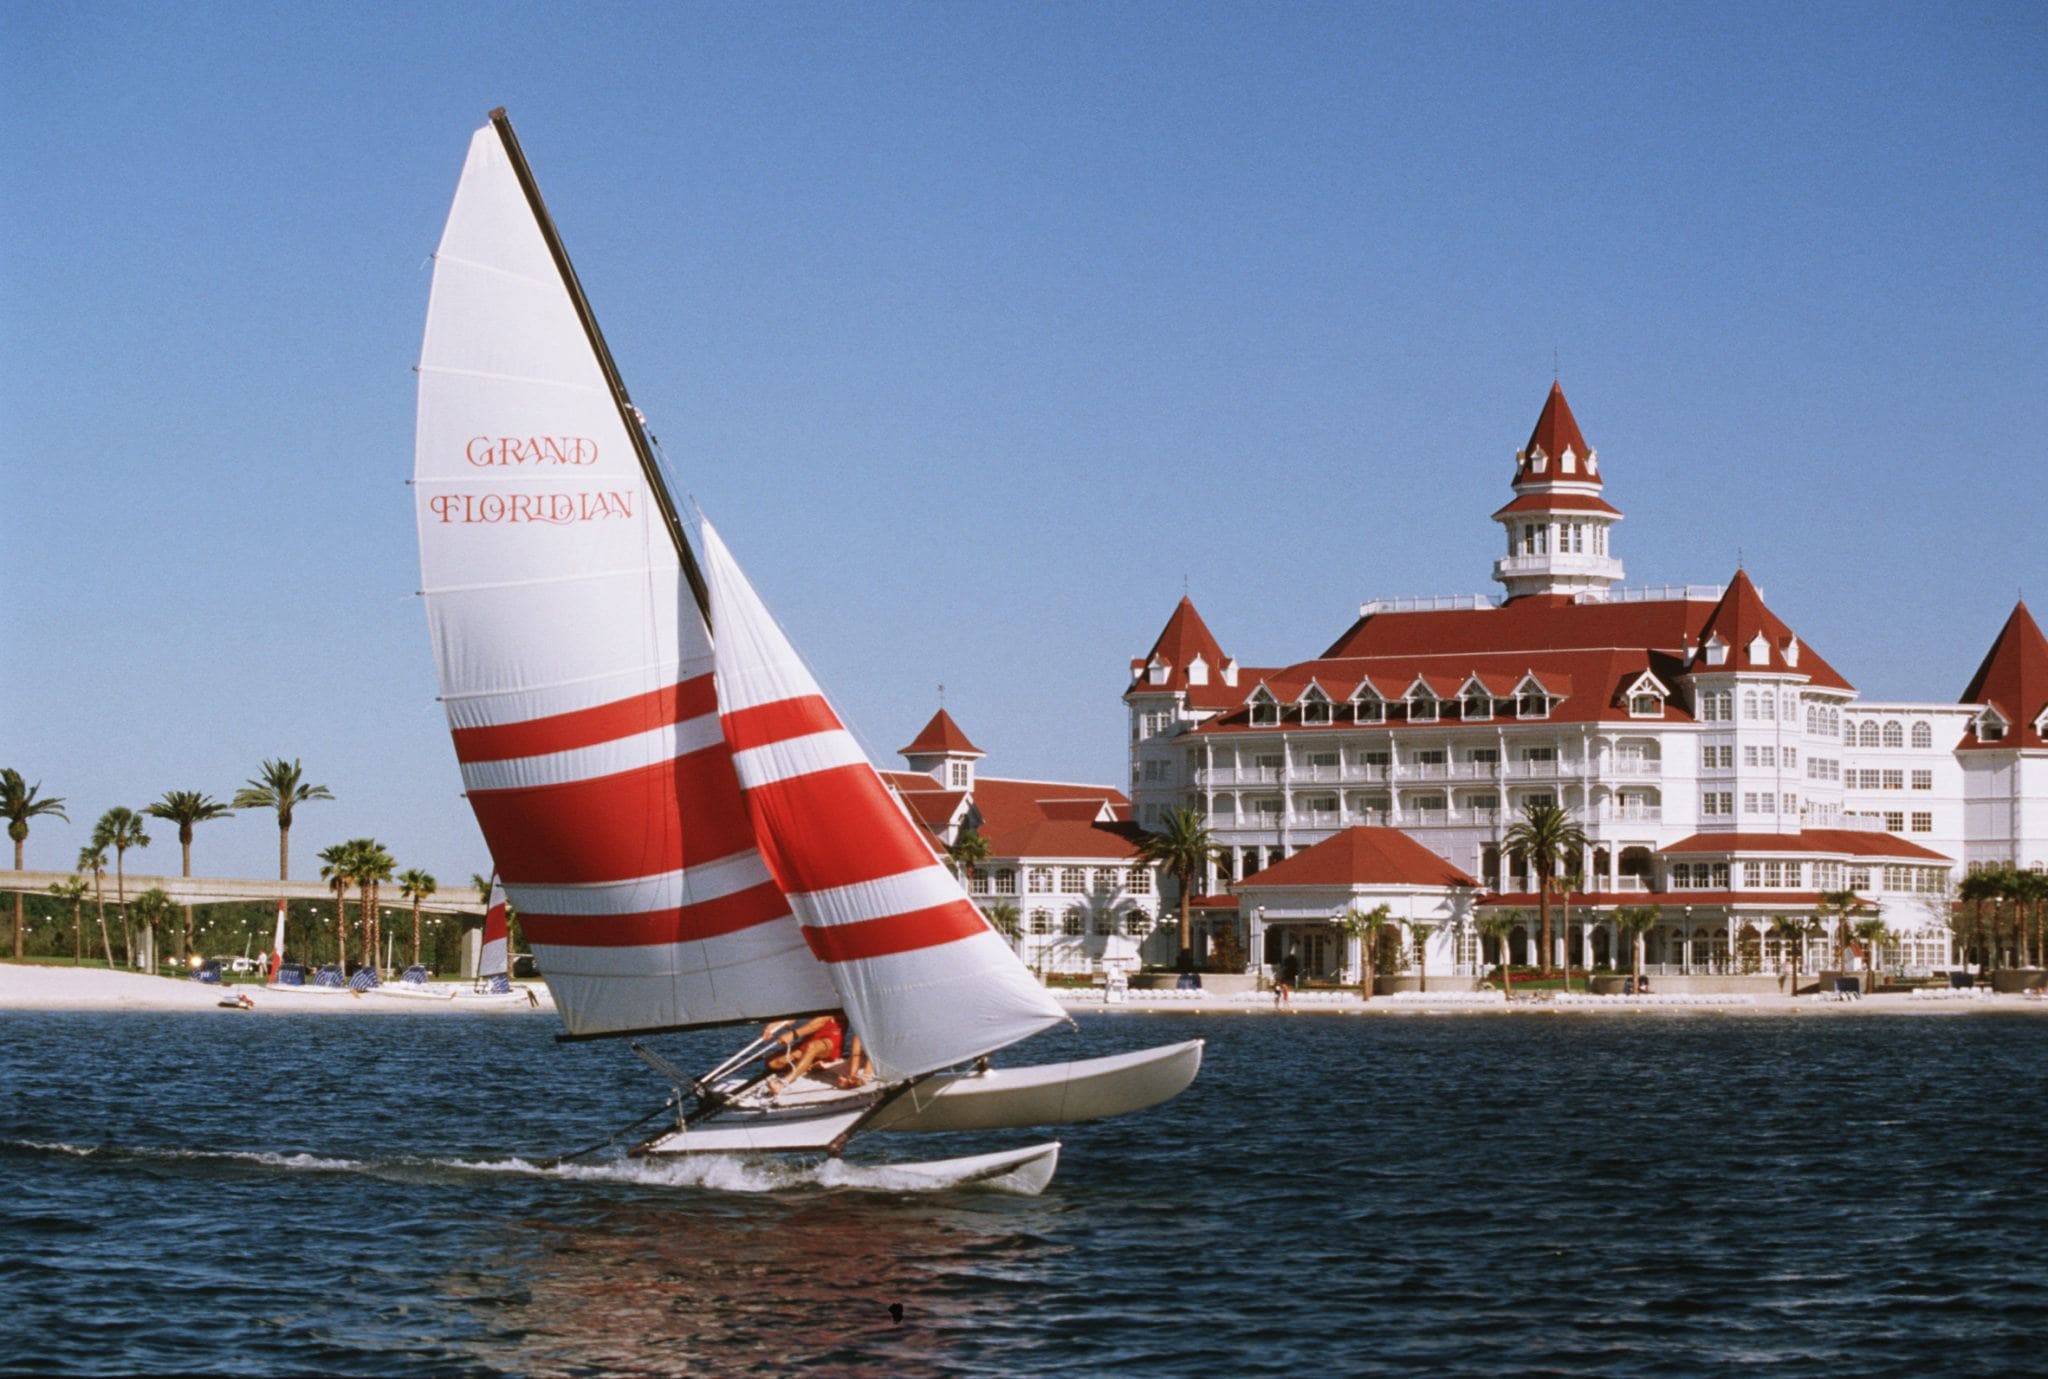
[763,1013,844,1092]
[834,1032,874,1089]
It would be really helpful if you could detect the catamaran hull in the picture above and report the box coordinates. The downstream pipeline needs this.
[635,1039,1201,1156]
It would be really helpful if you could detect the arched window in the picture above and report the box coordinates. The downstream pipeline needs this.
[1882,721,1904,748]
[1029,910,1053,935]
[1911,721,1932,749]
[1062,907,1086,937]
[1806,706,1820,733]
[1859,721,1881,748]
[1093,911,1115,936]
[1125,910,1151,936]
[1742,691,1758,719]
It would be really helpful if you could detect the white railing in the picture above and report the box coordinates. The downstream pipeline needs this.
[1609,759,1663,777]
[1358,593,1501,615]
[1607,805,1663,822]
[1578,583,1726,605]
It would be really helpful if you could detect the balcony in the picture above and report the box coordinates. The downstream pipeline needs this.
[1608,758,1663,777]
[1493,552,1625,582]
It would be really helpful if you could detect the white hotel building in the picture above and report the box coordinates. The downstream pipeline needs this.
[1123,383,2048,983]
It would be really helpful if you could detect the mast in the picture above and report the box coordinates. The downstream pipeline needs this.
[485,107,711,622]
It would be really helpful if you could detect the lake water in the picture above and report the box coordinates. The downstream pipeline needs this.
[4,1009,2044,1376]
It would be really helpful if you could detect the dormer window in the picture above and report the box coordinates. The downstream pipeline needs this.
[1407,693,1439,723]
[1518,693,1550,719]
[1630,693,1662,717]
[1561,449,1576,474]
[1147,657,1169,686]
[1248,687,1279,727]
[1462,691,1492,720]
[1353,692,1385,724]
[1978,708,2007,742]
[1704,635,1729,667]
[1747,633,1770,666]
[1783,638,1801,668]
[1187,654,1209,687]
[1300,687,1332,726]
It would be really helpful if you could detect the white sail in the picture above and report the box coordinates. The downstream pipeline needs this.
[479,878,511,978]
[414,121,838,1036]
[699,520,1068,1081]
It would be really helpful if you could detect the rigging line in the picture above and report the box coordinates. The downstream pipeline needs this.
[539,1096,678,1168]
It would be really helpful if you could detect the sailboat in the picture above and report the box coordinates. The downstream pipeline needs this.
[411,111,1199,1187]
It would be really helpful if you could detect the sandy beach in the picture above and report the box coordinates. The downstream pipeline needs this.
[0,964,552,1014]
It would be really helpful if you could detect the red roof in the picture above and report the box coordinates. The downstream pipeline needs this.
[968,777,1137,861]
[1234,827,1481,891]
[1515,381,1598,487]
[1958,601,2048,751]
[899,707,983,759]
[1129,596,1242,705]
[1193,646,1682,734]
[1686,569,1854,691]
[1490,491,1623,520]
[1324,592,1713,661]
[1659,829,1951,862]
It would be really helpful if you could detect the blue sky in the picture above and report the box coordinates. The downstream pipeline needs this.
[4,2,2043,884]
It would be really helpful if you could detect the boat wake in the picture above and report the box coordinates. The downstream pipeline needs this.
[0,1137,1051,1196]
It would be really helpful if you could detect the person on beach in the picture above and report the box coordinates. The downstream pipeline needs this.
[1275,951,1299,1011]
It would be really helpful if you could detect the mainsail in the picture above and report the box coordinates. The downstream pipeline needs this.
[700,521,1068,1081]
[414,117,837,1036]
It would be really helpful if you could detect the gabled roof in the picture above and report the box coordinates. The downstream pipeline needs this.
[1958,601,2048,751]
[1323,592,1715,662]
[899,707,983,759]
[967,777,1137,862]
[1234,827,1481,891]
[1686,569,1854,691]
[1514,381,1599,487]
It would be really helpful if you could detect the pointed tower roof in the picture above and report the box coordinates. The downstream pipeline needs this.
[1144,596,1227,671]
[1959,601,2048,750]
[1688,569,1853,690]
[899,707,983,759]
[1129,595,1240,704]
[1515,380,1599,487]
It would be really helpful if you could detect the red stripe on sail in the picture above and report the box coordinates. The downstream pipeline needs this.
[800,899,989,963]
[742,763,943,893]
[519,881,793,948]
[452,676,719,764]
[720,695,842,752]
[470,749,758,884]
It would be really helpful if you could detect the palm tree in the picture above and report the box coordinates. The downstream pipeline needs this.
[1613,905,1660,983]
[2017,869,2048,971]
[4,768,69,959]
[318,841,356,973]
[93,808,150,968]
[232,758,334,881]
[1769,916,1806,992]
[47,875,88,963]
[398,868,437,968]
[144,790,234,963]
[350,840,396,972]
[1814,888,1864,974]
[1341,904,1396,998]
[1478,910,1518,996]
[78,844,113,967]
[1134,807,1220,974]
[946,827,991,889]
[1502,802,1587,978]
[130,887,176,974]
[1411,921,1437,993]
[1851,916,1890,991]
[981,899,1022,955]
[1549,867,1585,990]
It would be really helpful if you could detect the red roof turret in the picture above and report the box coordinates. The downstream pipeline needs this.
[899,707,984,759]
[1685,569,1853,690]
[1515,381,1599,487]
[1959,601,2048,750]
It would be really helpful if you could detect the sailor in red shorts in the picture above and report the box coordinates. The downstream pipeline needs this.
[763,1013,844,1093]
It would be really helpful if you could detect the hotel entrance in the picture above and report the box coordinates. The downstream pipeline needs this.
[1264,923,1343,984]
